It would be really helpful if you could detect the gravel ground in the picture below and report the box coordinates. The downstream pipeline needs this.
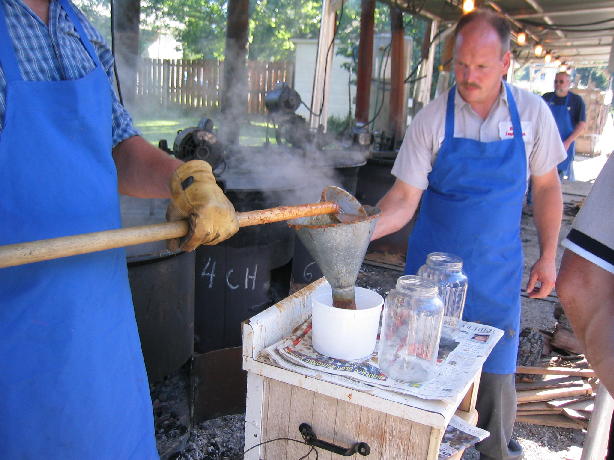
[152,161,608,459]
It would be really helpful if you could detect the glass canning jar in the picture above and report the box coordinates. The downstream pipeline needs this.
[378,275,444,383]
[418,252,468,329]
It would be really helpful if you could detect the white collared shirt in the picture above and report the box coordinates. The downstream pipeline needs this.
[392,84,567,190]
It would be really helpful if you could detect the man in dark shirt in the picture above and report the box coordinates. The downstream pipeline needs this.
[542,72,587,180]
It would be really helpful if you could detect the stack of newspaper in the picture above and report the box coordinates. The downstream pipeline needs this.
[261,318,503,401]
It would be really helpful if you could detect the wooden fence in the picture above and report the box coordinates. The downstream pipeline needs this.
[135,58,294,114]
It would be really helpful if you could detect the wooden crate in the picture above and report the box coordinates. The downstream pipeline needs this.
[242,279,482,460]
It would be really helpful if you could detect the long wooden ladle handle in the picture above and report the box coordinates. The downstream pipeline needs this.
[0,201,338,269]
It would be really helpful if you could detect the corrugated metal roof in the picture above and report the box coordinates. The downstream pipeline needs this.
[383,0,613,67]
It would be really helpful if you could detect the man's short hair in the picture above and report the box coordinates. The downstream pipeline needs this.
[454,9,511,55]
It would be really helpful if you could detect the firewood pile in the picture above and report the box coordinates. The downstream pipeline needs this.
[516,364,596,430]
[516,309,597,430]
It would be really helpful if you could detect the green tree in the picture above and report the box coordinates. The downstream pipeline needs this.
[248,0,321,60]
[575,67,609,91]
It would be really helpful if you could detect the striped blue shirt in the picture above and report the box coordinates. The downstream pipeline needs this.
[0,0,138,146]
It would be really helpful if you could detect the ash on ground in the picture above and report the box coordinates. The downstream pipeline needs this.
[175,415,245,460]
[151,365,246,460]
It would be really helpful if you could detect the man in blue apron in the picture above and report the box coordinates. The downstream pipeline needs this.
[373,10,565,460]
[542,72,586,181]
[0,0,238,458]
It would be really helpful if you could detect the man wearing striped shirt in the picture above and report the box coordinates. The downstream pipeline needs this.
[556,155,614,395]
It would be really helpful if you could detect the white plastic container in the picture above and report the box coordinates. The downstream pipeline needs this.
[311,284,384,361]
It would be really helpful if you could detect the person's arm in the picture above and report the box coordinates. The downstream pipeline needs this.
[527,167,562,298]
[112,135,183,198]
[372,179,423,240]
[563,120,586,151]
[556,250,614,395]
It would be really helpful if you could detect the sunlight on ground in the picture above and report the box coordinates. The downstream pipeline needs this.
[134,115,269,147]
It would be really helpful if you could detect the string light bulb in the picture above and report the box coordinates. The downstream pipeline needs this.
[554,57,561,67]
[462,0,475,14]
[534,44,543,57]
[544,52,552,64]
[560,63,568,72]
[517,32,526,46]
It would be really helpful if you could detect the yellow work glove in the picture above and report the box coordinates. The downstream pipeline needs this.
[166,160,239,251]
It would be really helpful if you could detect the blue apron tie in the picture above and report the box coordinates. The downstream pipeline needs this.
[547,94,575,179]
[0,1,157,457]
[405,84,526,374]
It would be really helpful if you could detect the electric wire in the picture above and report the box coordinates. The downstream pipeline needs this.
[362,43,391,128]
[243,437,319,459]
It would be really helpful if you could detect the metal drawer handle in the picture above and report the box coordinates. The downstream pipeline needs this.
[299,423,370,456]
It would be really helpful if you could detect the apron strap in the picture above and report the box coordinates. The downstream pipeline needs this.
[504,82,524,145]
[0,1,22,82]
[58,0,103,69]
[444,86,456,141]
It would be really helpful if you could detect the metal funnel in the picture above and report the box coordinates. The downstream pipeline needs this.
[289,187,380,309]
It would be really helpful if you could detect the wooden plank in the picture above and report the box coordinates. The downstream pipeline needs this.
[285,384,315,459]
[516,414,587,430]
[563,407,590,422]
[563,398,595,412]
[458,374,480,413]
[516,383,592,403]
[515,376,583,391]
[550,324,584,354]
[518,409,563,416]
[517,401,562,413]
[262,378,292,459]
[357,406,387,458]
[244,359,451,428]
[243,372,265,460]
[381,411,432,460]
[546,395,593,408]
[307,392,337,460]
[516,365,595,377]
[331,398,361,459]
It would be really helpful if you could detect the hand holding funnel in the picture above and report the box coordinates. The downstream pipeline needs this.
[289,186,380,309]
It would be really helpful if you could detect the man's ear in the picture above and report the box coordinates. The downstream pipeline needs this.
[502,50,511,75]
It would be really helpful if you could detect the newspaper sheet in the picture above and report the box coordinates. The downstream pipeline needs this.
[439,415,489,459]
[260,318,503,402]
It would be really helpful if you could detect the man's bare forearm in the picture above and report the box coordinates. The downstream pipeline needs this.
[565,120,586,145]
[557,250,614,395]
[531,169,562,260]
[112,136,183,198]
[372,179,423,240]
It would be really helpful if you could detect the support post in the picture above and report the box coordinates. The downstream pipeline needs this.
[113,0,140,108]
[354,0,376,124]
[309,0,339,132]
[220,0,249,145]
[388,6,406,143]
[581,384,613,460]
[413,19,439,109]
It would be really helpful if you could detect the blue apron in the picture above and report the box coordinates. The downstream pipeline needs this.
[405,84,526,374]
[547,94,575,180]
[0,1,157,458]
